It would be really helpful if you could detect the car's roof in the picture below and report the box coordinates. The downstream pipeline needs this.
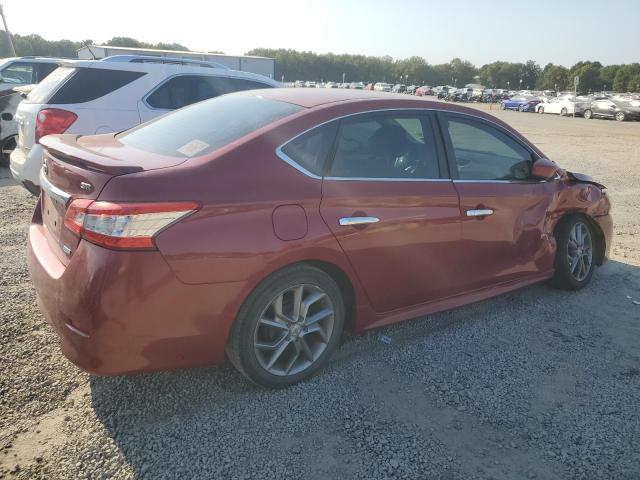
[251,88,409,108]
[0,56,63,65]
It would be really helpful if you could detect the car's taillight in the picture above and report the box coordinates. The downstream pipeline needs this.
[63,200,199,250]
[35,108,78,143]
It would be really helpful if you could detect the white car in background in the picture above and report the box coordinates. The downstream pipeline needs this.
[374,82,392,92]
[10,56,279,194]
[536,97,585,116]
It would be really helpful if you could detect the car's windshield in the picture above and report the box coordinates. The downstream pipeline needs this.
[118,94,302,157]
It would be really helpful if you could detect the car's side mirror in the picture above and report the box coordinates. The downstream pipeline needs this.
[531,158,561,180]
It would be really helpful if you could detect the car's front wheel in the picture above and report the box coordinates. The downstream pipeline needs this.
[615,111,626,122]
[560,107,568,116]
[538,106,545,114]
[551,216,596,290]
[584,109,593,119]
[227,265,345,388]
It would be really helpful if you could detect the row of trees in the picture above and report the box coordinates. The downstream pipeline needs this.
[1,34,638,93]
[250,48,640,93]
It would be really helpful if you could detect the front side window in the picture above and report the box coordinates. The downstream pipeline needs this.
[281,123,338,176]
[0,62,35,85]
[444,116,533,181]
[328,114,440,179]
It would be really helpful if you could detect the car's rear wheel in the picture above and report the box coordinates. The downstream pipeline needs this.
[227,265,345,388]
[551,216,595,290]
[615,111,626,122]
[518,105,525,112]
[584,109,593,119]
[560,107,568,116]
[0,135,17,167]
[538,106,545,114]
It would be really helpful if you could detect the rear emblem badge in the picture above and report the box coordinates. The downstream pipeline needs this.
[80,182,93,192]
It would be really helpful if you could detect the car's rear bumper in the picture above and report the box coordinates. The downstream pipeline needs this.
[27,217,246,376]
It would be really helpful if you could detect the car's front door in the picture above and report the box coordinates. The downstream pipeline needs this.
[319,111,462,313]
[593,100,616,118]
[438,113,556,292]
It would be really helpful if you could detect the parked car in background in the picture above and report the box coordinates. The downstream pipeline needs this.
[583,99,640,121]
[28,88,612,387]
[501,96,542,112]
[415,85,433,96]
[294,80,305,88]
[374,82,392,92]
[326,82,338,89]
[349,82,364,89]
[392,84,406,93]
[0,57,61,93]
[305,81,317,88]
[10,57,279,194]
[0,58,63,165]
[405,85,417,94]
[536,98,585,116]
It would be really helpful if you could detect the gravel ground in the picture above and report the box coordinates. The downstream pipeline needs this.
[1,110,639,480]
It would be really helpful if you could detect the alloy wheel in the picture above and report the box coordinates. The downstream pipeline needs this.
[567,222,593,282]
[584,109,592,119]
[615,111,625,122]
[253,284,335,376]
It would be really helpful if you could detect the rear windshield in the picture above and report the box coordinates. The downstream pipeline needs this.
[117,95,302,157]
[25,66,75,104]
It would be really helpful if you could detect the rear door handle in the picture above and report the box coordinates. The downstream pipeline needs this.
[466,209,494,217]
[339,216,380,226]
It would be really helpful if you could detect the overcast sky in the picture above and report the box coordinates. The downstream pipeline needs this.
[4,0,639,66]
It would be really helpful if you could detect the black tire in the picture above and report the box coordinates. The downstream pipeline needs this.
[584,109,593,119]
[551,216,596,290]
[0,135,17,167]
[615,111,626,122]
[226,264,345,388]
[560,107,568,116]
[538,106,545,114]
[518,105,525,112]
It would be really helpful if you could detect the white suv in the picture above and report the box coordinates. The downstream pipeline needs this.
[10,56,279,194]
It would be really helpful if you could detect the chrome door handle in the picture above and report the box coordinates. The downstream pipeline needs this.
[466,209,494,217]
[339,216,380,226]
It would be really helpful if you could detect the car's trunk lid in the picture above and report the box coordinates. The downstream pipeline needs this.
[39,134,188,265]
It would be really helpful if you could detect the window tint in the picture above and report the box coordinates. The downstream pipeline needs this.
[444,116,532,181]
[37,63,59,82]
[49,68,146,104]
[146,75,274,110]
[0,62,35,85]
[328,114,439,179]
[24,67,75,104]
[118,95,302,157]
[281,123,338,175]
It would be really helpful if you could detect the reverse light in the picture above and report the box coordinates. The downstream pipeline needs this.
[64,200,199,250]
[35,108,78,143]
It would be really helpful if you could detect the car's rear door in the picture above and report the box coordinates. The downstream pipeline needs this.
[318,111,462,313]
[438,112,556,291]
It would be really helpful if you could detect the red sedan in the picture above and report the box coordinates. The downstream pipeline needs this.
[29,89,612,387]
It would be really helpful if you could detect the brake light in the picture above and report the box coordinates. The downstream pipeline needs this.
[63,200,199,250]
[35,108,78,143]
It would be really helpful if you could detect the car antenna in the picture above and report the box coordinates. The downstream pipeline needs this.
[83,42,97,60]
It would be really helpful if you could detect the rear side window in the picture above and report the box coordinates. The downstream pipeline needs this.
[443,116,533,180]
[25,67,75,104]
[37,63,58,82]
[118,95,302,157]
[280,123,338,176]
[146,75,273,110]
[48,68,146,104]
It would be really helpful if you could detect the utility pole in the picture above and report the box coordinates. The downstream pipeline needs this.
[0,4,16,57]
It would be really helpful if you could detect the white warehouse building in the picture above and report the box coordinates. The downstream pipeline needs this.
[77,45,275,78]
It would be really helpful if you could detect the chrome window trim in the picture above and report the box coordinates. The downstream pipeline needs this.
[274,106,539,182]
[453,179,547,184]
[40,168,71,205]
